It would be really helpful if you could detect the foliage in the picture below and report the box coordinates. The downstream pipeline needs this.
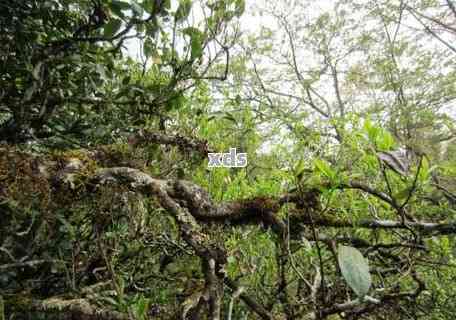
[338,245,372,298]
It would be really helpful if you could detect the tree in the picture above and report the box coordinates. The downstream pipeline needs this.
[0,0,237,144]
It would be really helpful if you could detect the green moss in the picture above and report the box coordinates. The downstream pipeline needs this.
[4,295,33,314]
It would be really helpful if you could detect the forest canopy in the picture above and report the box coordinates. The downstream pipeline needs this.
[0,0,455,319]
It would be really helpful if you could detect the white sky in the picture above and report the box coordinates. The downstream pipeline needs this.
[124,0,455,119]
[125,0,335,57]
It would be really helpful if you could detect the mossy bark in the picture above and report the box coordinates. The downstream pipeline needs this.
[0,295,4,320]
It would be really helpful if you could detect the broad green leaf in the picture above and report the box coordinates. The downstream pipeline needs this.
[104,18,122,38]
[338,245,372,297]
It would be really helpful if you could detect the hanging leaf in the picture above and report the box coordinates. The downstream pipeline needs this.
[104,18,122,38]
[234,0,245,17]
[175,0,192,22]
[338,245,372,297]
[183,27,204,59]
[143,38,155,58]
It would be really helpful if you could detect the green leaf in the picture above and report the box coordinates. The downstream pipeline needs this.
[142,0,156,14]
[377,129,395,151]
[166,94,185,111]
[314,159,335,180]
[104,18,122,38]
[363,119,380,142]
[32,61,43,81]
[223,112,237,123]
[161,0,171,11]
[24,84,37,101]
[100,296,119,306]
[122,75,131,85]
[338,245,372,297]
[294,159,306,179]
[130,0,144,16]
[145,20,159,37]
[175,0,192,22]
[234,0,245,17]
[418,157,434,183]
[96,64,107,80]
[133,296,150,319]
[112,0,130,9]
[394,186,412,201]
[143,38,155,58]
[183,27,204,59]
[109,0,129,17]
